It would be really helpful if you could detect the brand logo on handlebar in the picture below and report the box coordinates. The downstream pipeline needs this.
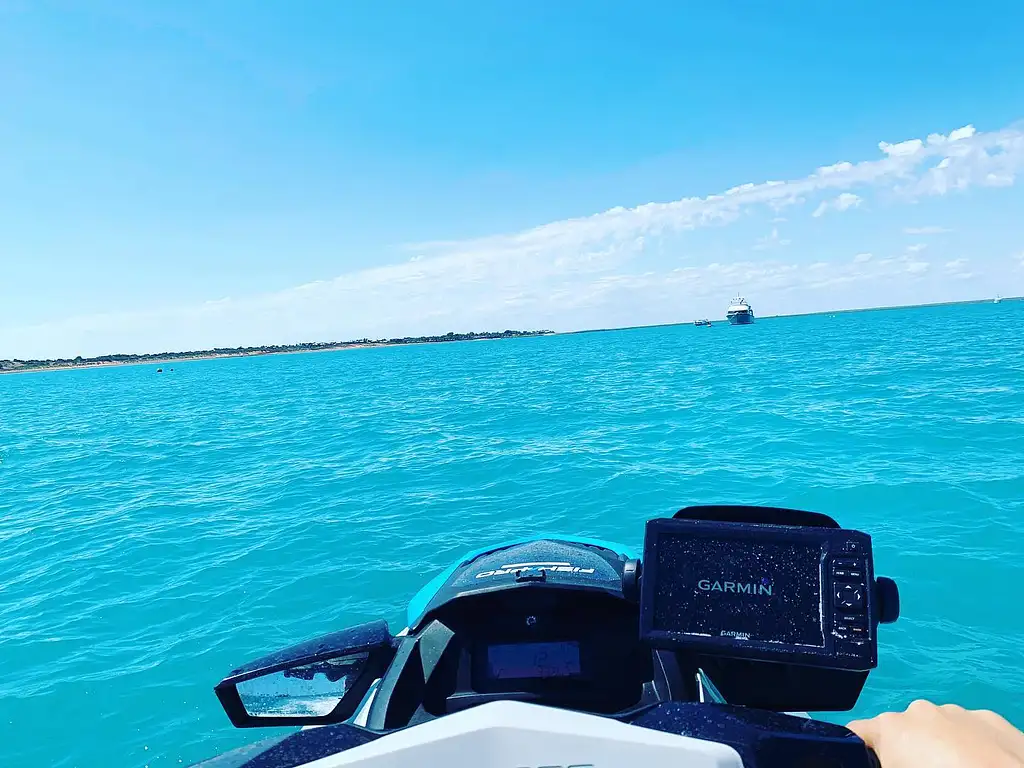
[476,562,597,579]
[698,578,773,596]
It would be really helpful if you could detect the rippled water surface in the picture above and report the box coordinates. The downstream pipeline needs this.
[2,302,1023,767]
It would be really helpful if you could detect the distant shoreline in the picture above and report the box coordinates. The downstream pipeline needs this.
[0,330,554,375]
[2,295,1018,375]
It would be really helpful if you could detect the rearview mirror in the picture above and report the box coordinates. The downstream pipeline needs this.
[214,620,395,727]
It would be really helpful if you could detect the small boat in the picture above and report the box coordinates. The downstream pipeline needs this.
[995,295,1002,304]
[726,296,755,325]
[693,319,712,327]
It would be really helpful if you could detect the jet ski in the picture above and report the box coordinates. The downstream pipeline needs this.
[193,505,901,768]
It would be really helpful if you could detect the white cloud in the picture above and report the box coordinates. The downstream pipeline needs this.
[904,226,952,235]
[906,243,928,253]
[816,161,854,175]
[879,138,925,157]
[853,253,873,264]
[948,126,978,142]
[404,122,1022,258]
[4,120,1024,358]
[812,192,863,217]
[943,258,974,279]
[985,172,1015,186]
[753,227,792,250]
[898,124,1022,197]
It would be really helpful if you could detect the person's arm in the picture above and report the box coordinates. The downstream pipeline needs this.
[847,699,1024,768]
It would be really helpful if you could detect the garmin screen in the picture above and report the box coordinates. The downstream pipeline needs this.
[486,641,582,680]
[652,533,825,647]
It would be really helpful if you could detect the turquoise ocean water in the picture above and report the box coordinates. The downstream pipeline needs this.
[1,301,1022,767]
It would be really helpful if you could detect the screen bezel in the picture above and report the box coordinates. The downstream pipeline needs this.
[639,518,877,671]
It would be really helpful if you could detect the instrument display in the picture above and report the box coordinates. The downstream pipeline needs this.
[486,641,582,680]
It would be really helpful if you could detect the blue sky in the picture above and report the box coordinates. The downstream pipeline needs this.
[2,1,1023,357]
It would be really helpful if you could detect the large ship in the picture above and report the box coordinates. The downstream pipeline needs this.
[726,296,755,324]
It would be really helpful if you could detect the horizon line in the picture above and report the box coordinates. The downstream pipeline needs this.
[2,294,1017,367]
[556,294,1018,336]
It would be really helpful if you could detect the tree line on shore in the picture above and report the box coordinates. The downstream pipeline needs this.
[0,330,554,372]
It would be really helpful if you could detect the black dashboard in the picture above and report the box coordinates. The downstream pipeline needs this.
[364,587,659,730]
[457,588,651,712]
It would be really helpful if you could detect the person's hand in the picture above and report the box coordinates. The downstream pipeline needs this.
[848,699,1024,768]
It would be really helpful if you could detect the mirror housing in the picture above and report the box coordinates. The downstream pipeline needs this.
[214,620,396,728]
